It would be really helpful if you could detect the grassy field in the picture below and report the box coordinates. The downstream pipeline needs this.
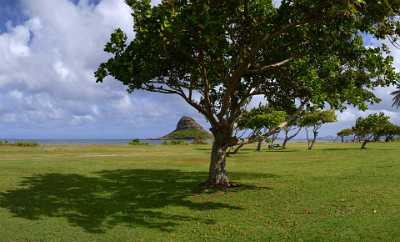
[0,142,399,241]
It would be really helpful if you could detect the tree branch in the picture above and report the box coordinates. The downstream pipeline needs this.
[247,58,293,74]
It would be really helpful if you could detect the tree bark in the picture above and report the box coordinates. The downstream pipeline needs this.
[206,130,231,188]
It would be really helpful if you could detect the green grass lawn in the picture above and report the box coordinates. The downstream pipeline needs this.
[0,142,399,241]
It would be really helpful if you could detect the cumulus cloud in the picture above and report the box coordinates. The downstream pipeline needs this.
[0,0,204,139]
[0,0,398,139]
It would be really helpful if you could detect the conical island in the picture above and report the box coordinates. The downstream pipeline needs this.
[162,116,212,140]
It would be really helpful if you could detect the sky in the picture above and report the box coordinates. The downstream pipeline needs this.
[0,0,399,140]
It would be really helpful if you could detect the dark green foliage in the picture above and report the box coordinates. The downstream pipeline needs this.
[96,0,400,185]
[96,0,400,124]
[129,139,149,145]
[14,141,39,147]
[0,140,38,147]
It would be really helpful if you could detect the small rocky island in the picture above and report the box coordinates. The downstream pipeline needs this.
[162,116,212,140]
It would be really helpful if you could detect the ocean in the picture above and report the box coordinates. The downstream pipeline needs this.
[2,139,166,145]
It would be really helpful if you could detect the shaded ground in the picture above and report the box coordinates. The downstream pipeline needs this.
[1,169,274,233]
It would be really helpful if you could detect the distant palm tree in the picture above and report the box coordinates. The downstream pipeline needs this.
[392,89,400,108]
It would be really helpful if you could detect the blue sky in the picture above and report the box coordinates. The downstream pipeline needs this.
[0,0,399,139]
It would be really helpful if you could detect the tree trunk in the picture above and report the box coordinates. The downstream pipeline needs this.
[282,127,301,149]
[361,140,368,149]
[308,131,317,150]
[206,131,231,188]
[282,137,289,149]
[305,128,311,149]
[256,140,262,152]
[341,136,344,143]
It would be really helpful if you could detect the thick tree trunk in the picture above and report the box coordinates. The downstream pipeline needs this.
[341,136,344,143]
[205,130,232,188]
[207,141,229,187]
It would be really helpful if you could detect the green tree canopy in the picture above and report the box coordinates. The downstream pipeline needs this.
[300,109,337,149]
[353,112,391,149]
[96,0,400,187]
[337,128,354,137]
[237,106,287,151]
[376,121,400,142]
[238,107,287,133]
[337,128,354,142]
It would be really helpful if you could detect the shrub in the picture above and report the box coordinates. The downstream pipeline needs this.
[162,140,188,145]
[0,140,9,145]
[14,141,39,147]
[129,139,148,145]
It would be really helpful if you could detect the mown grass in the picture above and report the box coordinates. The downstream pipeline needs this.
[0,142,399,241]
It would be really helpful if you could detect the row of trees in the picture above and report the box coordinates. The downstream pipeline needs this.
[337,113,400,149]
[97,0,400,188]
[236,107,337,151]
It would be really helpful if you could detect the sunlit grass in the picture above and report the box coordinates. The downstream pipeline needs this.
[0,142,399,241]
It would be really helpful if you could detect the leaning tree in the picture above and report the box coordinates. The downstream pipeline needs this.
[353,112,391,149]
[237,106,286,151]
[375,121,400,142]
[300,109,337,150]
[337,128,354,143]
[96,0,400,188]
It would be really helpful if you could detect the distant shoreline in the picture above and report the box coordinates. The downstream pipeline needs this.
[0,137,338,145]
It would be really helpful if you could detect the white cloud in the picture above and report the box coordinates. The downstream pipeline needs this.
[0,0,398,139]
[0,0,203,139]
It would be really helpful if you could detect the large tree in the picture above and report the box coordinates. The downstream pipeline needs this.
[96,0,400,188]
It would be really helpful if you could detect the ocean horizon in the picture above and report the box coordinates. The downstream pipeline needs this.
[0,136,338,145]
[0,139,166,145]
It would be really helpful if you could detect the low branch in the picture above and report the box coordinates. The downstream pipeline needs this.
[247,58,293,74]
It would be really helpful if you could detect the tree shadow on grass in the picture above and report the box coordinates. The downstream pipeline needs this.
[0,169,274,233]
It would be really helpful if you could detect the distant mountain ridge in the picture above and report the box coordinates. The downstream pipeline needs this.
[162,116,212,140]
